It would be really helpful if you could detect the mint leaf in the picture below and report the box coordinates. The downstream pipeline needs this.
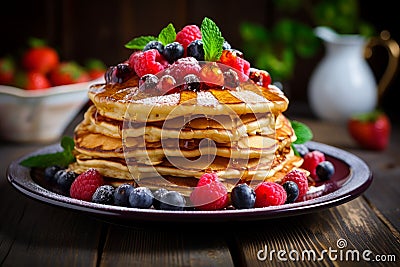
[158,23,176,45]
[20,136,76,168]
[201,17,224,61]
[291,120,313,144]
[125,36,157,50]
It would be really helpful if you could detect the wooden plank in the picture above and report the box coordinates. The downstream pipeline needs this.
[99,224,234,267]
[231,198,400,267]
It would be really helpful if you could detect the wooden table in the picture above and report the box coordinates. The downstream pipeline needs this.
[1,110,399,267]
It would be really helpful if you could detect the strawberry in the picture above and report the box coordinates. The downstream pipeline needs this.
[85,59,106,80]
[49,61,90,86]
[348,110,391,151]
[0,56,15,85]
[21,38,59,74]
[13,71,51,90]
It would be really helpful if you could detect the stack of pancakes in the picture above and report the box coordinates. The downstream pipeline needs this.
[69,75,304,195]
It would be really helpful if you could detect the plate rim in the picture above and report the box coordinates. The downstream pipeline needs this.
[6,141,372,222]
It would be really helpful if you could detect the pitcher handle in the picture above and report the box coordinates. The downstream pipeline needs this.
[364,30,400,105]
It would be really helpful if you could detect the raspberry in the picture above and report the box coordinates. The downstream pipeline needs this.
[281,169,309,199]
[175,25,202,53]
[70,168,104,201]
[301,150,326,179]
[165,57,201,83]
[218,50,250,80]
[254,182,287,208]
[249,68,272,87]
[190,173,228,210]
[129,50,168,77]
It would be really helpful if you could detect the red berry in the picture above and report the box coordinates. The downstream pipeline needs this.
[70,168,105,201]
[301,150,325,179]
[254,182,287,208]
[22,46,59,74]
[129,50,168,77]
[281,169,309,199]
[175,25,202,53]
[165,57,201,83]
[249,68,272,87]
[190,173,228,210]
[218,50,250,80]
[14,71,51,90]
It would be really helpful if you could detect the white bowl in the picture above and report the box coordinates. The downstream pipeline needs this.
[0,78,103,143]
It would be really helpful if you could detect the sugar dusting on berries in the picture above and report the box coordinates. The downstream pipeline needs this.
[190,173,229,210]
[70,168,104,201]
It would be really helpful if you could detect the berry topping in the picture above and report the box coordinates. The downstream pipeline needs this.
[281,169,309,199]
[158,191,186,211]
[139,73,159,91]
[92,185,115,204]
[199,62,224,87]
[282,181,300,204]
[254,182,287,208]
[55,170,78,193]
[70,168,105,201]
[231,183,256,209]
[301,150,326,179]
[316,161,335,181]
[223,69,240,88]
[190,173,229,210]
[143,40,164,54]
[165,57,201,83]
[249,68,272,87]
[175,25,202,53]
[162,42,184,63]
[186,39,204,61]
[293,144,310,157]
[105,63,133,84]
[218,49,250,80]
[128,187,154,208]
[153,188,169,210]
[157,74,177,94]
[44,165,64,183]
[183,74,200,91]
[113,183,135,207]
[129,49,167,77]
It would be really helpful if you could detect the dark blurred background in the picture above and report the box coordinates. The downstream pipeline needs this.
[1,0,399,124]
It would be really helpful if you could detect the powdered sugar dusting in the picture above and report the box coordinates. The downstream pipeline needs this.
[130,93,180,106]
[230,91,269,104]
[197,91,219,107]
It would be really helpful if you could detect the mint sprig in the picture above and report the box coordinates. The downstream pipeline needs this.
[125,36,157,50]
[158,23,176,45]
[20,136,76,168]
[290,120,313,156]
[201,17,224,61]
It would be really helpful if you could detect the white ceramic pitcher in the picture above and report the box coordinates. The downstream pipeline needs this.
[308,26,399,122]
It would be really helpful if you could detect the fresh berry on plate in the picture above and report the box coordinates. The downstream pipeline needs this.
[292,144,310,157]
[129,49,167,77]
[113,183,135,207]
[143,40,164,54]
[190,173,229,210]
[254,182,287,208]
[348,110,391,151]
[128,187,154,209]
[153,188,169,210]
[44,165,64,183]
[55,170,78,193]
[92,185,115,204]
[281,169,309,199]
[316,161,335,181]
[301,150,325,179]
[282,181,300,204]
[187,39,205,61]
[162,42,184,63]
[105,62,133,84]
[158,191,186,211]
[231,183,256,209]
[70,168,105,201]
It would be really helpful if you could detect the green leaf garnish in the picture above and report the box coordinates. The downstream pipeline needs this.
[291,120,313,144]
[158,23,176,45]
[125,36,157,50]
[20,136,76,168]
[201,17,224,61]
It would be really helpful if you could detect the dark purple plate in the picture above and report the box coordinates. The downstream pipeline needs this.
[7,141,372,222]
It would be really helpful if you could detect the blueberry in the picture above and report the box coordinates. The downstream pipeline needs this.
[143,40,164,54]
[231,183,256,209]
[92,185,115,204]
[44,165,64,183]
[282,181,299,204]
[293,144,309,157]
[187,40,204,61]
[316,161,335,181]
[152,188,169,210]
[183,74,200,91]
[105,63,133,84]
[139,74,159,91]
[158,191,186,211]
[128,187,154,208]
[114,183,135,206]
[222,40,231,50]
[223,69,240,88]
[163,42,184,63]
[55,170,77,193]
